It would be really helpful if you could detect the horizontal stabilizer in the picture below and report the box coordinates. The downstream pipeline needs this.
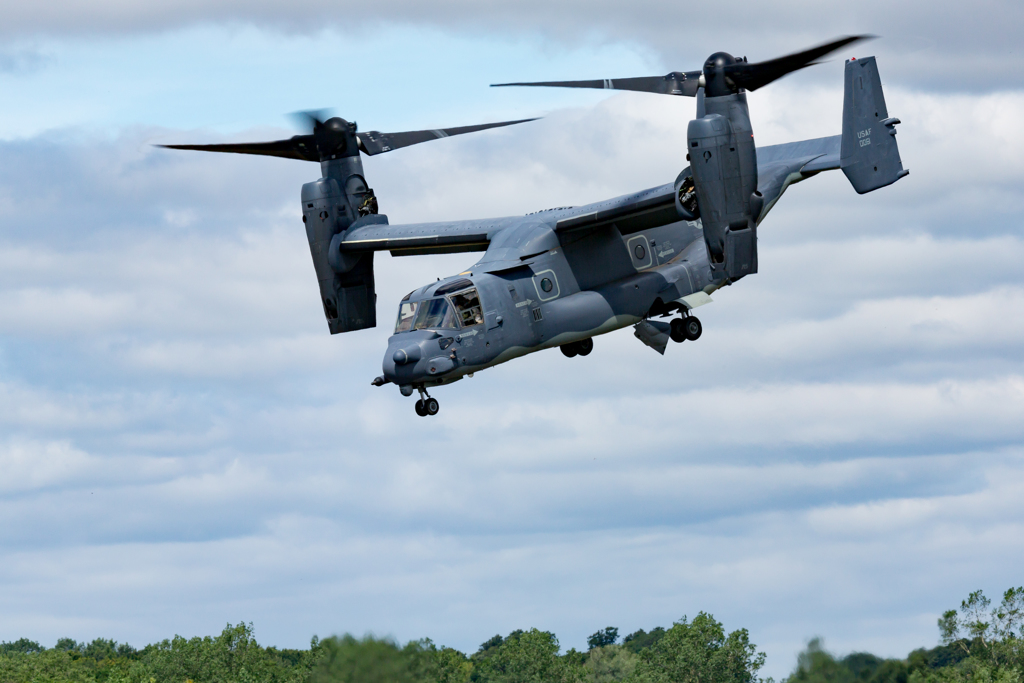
[841,56,908,194]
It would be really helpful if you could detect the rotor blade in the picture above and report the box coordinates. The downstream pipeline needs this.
[491,71,703,97]
[159,135,319,162]
[356,117,538,156]
[288,109,333,133]
[724,35,873,91]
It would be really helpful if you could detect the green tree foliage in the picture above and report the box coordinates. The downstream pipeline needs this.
[588,628,620,651]
[56,637,84,652]
[306,634,429,683]
[585,644,639,682]
[1,650,99,683]
[434,645,473,683]
[0,638,43,655]
[906,643,971,672]
[787,638,853,683]
[81,639,136,661]
[0,635,145,683]
[477,635,505,655]
[784,588,1024,683]
[470,628,587,683]
[5,592,1022,683]
[785,639,909,683]
[136,622,294,683]
[908,665,1021,683]
[622,628,667,654]
[937,587,1024,671]
[626,612,766,683]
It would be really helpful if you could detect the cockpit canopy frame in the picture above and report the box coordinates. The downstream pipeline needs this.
[394,283,484,334]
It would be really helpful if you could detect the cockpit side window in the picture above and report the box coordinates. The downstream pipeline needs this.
[395,301,419,333]
[450,288,484,327]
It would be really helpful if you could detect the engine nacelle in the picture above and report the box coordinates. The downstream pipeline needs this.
[687,93,760,280]
[302,175,376,333]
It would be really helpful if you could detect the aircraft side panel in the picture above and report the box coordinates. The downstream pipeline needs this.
[489,268,543,350]
[537,291,621,346]
[620,220,703,271]
[559,224,636,291]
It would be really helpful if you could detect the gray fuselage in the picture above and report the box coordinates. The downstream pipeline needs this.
[382,209,717,391]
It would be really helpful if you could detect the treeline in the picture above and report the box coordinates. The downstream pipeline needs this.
[789,587,1024,683]
[0,613,759,683]
[1,588,1020,682]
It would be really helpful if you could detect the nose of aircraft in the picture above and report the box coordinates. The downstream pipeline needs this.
[392,343,422,366]
[382,336,431,386]
[383,334,458,386]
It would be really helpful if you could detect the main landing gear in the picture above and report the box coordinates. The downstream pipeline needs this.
[414,387,440,417]
[670,316,702,344]
[560,337,594,358]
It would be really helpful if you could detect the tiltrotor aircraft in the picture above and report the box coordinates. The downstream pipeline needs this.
[165,36,906,416]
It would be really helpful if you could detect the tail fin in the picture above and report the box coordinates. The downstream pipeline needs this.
[841,56,908,194]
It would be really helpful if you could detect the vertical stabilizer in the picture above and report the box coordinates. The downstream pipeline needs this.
[841,56,908,194]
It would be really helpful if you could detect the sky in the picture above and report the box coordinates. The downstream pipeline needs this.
[1,1,1023,679]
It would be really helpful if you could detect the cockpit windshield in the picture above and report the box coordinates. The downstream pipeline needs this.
[415,298,457,330]
[394,285,484,334]
[394,297,458,333]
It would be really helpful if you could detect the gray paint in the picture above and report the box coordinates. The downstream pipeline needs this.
[841,56,909,193]
[687,92,760,279]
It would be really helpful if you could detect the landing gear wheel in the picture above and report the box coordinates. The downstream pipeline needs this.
[424,397,440,416]
[684,316,702,341]
[577,338,593,356]
[561,344,578,358]
[415,399,427,417]
[669,318,687,343]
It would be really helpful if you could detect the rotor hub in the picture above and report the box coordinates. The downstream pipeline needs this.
[703,51,738,97]
[316,117,358,159]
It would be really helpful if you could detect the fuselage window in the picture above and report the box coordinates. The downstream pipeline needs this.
[450,288,484,327]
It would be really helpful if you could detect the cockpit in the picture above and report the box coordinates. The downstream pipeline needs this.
[394,279,484,334]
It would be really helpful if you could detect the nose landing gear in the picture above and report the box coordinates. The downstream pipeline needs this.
[670,316,702,343]
[414,387,440,417]
[560,337,594,358]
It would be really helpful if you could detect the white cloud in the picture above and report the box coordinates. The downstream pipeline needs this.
[0,0,1022,93]
[0,439,92,493]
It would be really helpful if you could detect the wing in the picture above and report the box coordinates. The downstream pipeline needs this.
[338,215,523,256]
[343,137,841,257]
[338,182,682,258]
[552,184,678,236]
[755,135,841,222]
